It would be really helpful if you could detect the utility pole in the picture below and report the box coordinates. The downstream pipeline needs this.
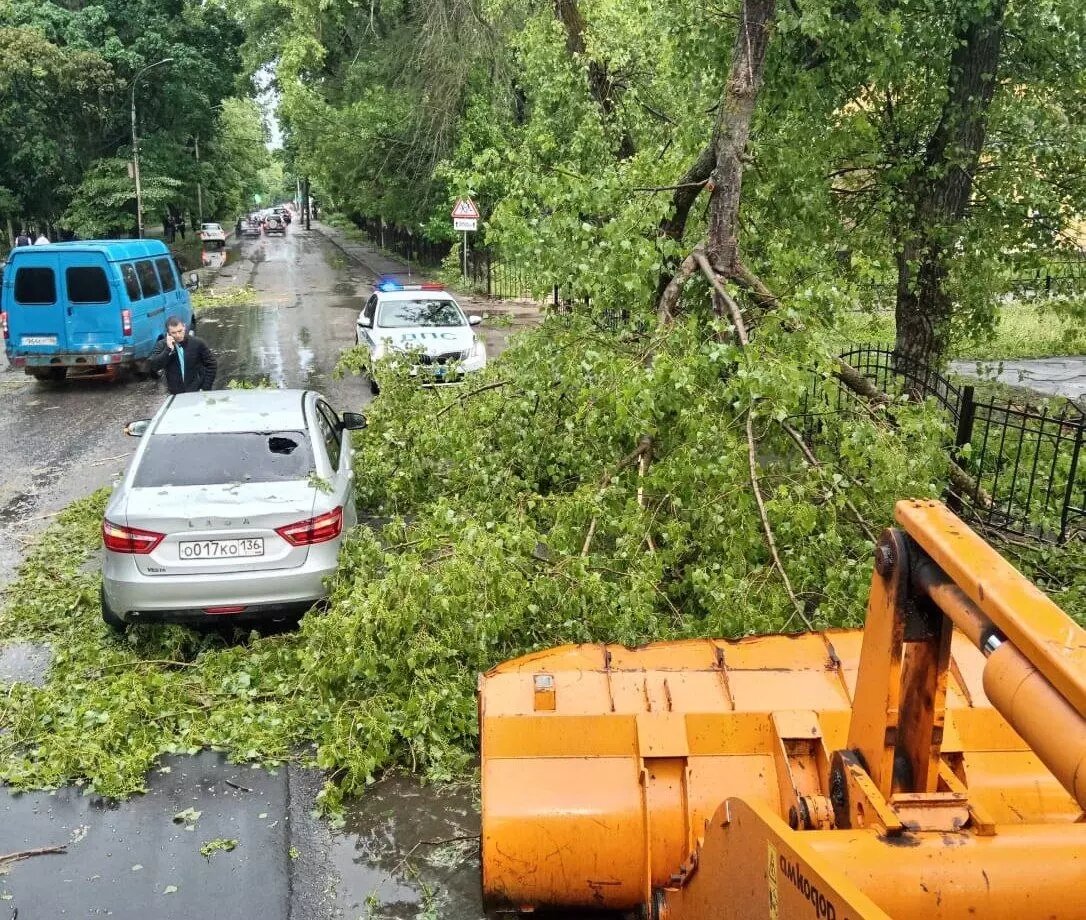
[303,177,311,230]
[194,135,202,223]
[130,57,173,239]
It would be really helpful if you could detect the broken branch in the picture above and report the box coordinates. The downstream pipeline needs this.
[0,844,67,865]
[746,413,813,631]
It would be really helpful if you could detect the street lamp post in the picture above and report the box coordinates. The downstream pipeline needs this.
[194,134,202,223]
[130,57,174,239]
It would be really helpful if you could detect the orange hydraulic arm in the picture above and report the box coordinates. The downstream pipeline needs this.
[479,501,1086,918]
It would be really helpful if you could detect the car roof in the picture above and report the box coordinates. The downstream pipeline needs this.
[5,240,170,261]
[156,390,312,435]
[376,289,456,301]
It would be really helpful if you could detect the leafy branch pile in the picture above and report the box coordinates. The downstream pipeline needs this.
[1,317,959,809]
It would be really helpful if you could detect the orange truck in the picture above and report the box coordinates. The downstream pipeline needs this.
[478,500,1086,918]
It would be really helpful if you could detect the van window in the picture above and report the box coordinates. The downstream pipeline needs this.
[14,267,56,304]
[135,260,161,297]
[155,258,177,293]
[120,263,142,301]
[66,267,111,303]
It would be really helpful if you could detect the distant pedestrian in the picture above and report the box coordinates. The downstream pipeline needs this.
[14,229,32,247]
[176,218,186,240]
[166,215,177,243]
[148,316,217,394]
[33,232,49,245]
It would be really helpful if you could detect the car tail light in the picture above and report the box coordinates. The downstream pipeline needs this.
[102,519,164,554]
[205,605,246,615]
[121,309,132,336]
[276,507,343,546]
[0,311,8,340]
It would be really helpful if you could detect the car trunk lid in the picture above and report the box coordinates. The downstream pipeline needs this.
[123,481,318,576]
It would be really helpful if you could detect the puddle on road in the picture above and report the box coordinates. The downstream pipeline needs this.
[330,774,485,920]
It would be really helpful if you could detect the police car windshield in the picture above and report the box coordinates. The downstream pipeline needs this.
[378,299,465,328]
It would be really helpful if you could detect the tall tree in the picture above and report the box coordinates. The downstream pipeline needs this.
[892,1,1007,364]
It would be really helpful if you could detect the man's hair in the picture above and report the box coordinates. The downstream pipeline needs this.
[166,315,185,330]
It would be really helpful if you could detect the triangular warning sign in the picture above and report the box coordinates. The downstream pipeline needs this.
[451,198,480,220]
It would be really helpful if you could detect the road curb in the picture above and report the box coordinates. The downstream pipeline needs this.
[308,223,392,280]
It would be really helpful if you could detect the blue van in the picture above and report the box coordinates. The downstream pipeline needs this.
[1,240,198,381]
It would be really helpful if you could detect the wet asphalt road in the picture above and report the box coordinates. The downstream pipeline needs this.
[0,228,488,919]
[0,229,371,582]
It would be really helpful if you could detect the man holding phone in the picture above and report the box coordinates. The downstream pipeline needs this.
[148,316,217,394]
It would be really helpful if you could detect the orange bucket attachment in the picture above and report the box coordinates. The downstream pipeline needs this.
[479,503,1084,914]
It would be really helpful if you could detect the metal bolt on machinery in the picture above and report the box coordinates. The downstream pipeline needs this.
[478,500,1086,919]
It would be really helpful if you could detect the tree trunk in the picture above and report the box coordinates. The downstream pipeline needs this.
[894,0,1006,366]
[653,142,715,304]
[553,0,635,159]
[705,0,777,278]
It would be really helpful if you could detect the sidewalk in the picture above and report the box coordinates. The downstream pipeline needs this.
[309,219,542,358]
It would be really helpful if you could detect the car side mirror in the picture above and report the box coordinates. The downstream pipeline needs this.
[468,315,483,326]
[358,315,373,329]
[341,412,368,431]
[186,273,200,291]
[125,419,151,437]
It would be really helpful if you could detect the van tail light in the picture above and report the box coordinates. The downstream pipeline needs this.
[121,309,132,336]
[102,519,164,554]
[0,311,8,341]
[276,507,343,546]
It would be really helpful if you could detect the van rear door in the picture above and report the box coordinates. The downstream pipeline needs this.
[5,255,67,352]
[64,259,122,347]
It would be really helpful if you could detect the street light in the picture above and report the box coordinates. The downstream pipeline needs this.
[130,57,174,239]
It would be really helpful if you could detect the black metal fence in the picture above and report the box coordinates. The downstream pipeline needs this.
[465,249,537,300]
[810,346,1085,544]
[350,216,451,267]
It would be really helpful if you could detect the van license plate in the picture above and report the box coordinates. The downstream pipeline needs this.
[21,336,57,346]
[180,538,265,560]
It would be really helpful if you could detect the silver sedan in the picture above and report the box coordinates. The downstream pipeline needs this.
[101,388,366,629]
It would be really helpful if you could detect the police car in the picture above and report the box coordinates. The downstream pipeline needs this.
[355,279,487,391]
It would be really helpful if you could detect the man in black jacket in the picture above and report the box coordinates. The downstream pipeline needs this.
[148,316,217,394]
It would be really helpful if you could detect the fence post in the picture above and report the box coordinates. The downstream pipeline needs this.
[1059,422,1083,544]
[487,250,492,298]
[947,385,977,513]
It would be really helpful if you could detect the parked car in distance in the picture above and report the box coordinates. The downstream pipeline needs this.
[240,218,263,239]
[355,278,486,393]
[1,240,198,382]
[199,222,227,248]
[101,389,367,630]
[264,214,286,236]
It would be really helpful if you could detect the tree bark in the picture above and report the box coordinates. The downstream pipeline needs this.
[894,1,1006,366]
[705,0,777,278]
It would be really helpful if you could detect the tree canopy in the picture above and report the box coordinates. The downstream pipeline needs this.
[241,0,1086,363]
[0,0,274,238]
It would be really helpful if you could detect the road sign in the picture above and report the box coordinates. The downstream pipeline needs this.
[451,198,480,220]
[453,217,478,232]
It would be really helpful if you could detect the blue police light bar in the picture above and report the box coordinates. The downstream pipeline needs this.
[377,277,402,292]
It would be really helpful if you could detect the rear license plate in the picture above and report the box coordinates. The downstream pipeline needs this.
[21,335,57,346]
[179,538,265,560]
